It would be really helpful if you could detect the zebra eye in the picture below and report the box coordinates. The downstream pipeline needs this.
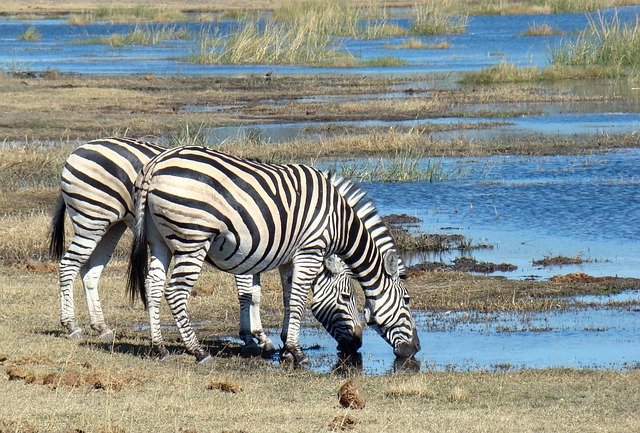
[403,295,411,306]
[340,292,351,301]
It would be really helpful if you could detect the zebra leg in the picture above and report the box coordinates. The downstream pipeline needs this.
[79,221,127,342]
[145,234,173,361]
[59,231,104,340]
[278,263,293,345]
[281,253,323,366]
[236,274,275,358]
[165,250,212,365]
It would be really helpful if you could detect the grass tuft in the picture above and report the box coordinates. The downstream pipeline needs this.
[411,1,468,35]
[19,26,40,41]
[551,12,640,78]
[332,151,454,183]
[522,23,564,36]
[76,24,192,47]
[459,61,542,84]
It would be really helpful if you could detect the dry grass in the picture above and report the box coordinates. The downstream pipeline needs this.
[1,141,639,432]
[1,266,639,433]
[2,73,639,155]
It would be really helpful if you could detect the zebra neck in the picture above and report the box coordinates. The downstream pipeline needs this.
[338,219,382,290]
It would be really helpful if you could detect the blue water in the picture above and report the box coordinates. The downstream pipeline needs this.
[5,7,640,373]
[353,149,640,280]
[296,291,640,374]
[2,7,640,75]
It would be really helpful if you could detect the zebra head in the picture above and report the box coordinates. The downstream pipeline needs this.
[363,249,421,359]
[309,255,362,354]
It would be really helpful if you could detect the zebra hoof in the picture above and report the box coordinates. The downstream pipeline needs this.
[99,329,115,342]
[68,329,84,340]
[197,354,214,366]
[151,345,170,361]
[259,339,276,356]
[240,342,262,358]
[280,348,309,367]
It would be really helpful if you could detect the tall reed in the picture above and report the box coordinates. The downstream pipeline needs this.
[192,18,348,65]
[551,12,640,77]
[79,24,192,47]
[332,151,457,183]
[411,1,468,35]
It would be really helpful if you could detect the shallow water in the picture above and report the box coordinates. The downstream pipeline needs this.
[292,291,640,374]
[324,149,640,280]
[7,7,640,374]
[2,7,639,75]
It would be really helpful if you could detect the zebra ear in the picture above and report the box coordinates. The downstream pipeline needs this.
[383,250,399,279]
[324,254,341,275]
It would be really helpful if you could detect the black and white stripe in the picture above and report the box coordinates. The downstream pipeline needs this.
[49,138,361,358]
[128,145,420,365]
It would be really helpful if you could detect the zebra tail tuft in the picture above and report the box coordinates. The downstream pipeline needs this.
[48,195,66,261]
[127,186,150,308]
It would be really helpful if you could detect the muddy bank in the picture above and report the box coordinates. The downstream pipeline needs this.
[2,72,639,157]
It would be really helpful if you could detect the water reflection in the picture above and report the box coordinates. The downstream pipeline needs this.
[295,291,640,374]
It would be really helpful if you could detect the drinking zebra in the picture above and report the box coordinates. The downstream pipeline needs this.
[49,137,362,358]
[128,145,420,365]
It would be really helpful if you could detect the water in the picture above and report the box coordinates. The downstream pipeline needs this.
[334,149,640,280]
[2,7,640,75]
[295,291,640,374]
[6,7,640,373]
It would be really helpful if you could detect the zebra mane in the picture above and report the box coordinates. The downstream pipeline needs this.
[325,171,405,275]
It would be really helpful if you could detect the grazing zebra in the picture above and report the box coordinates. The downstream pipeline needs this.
[49,137,362,357]
[127,145,420,365]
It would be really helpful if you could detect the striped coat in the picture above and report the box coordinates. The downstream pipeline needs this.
[128,145,420,364]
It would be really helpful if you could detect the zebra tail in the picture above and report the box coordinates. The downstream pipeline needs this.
[127,186,150,308]
[48,195,66,261]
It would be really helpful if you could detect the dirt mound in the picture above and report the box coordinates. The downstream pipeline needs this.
[205,380,243,393]
[8,259,58,273]
[4,358,136,392]
[338,379,365,409]
[330,414,359,430]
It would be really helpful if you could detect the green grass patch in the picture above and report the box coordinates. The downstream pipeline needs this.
[18,26,40,41]
[387,38,451,49]
[358,57,409,67]
[331,151,457,182]
[459,61,543,84]
[522,23,564,36]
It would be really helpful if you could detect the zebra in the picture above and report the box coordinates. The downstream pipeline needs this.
[127,145,420,365]
[49,137,362,358]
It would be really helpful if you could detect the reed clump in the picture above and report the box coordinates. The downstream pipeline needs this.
[192,19,348,66]
[411,1,468,35]
[332,150,455,183]
[19,26,40,41]
[459,61,542,84]
[551,12,640,78]
[78,24,192,47]
[522,23,563,36]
